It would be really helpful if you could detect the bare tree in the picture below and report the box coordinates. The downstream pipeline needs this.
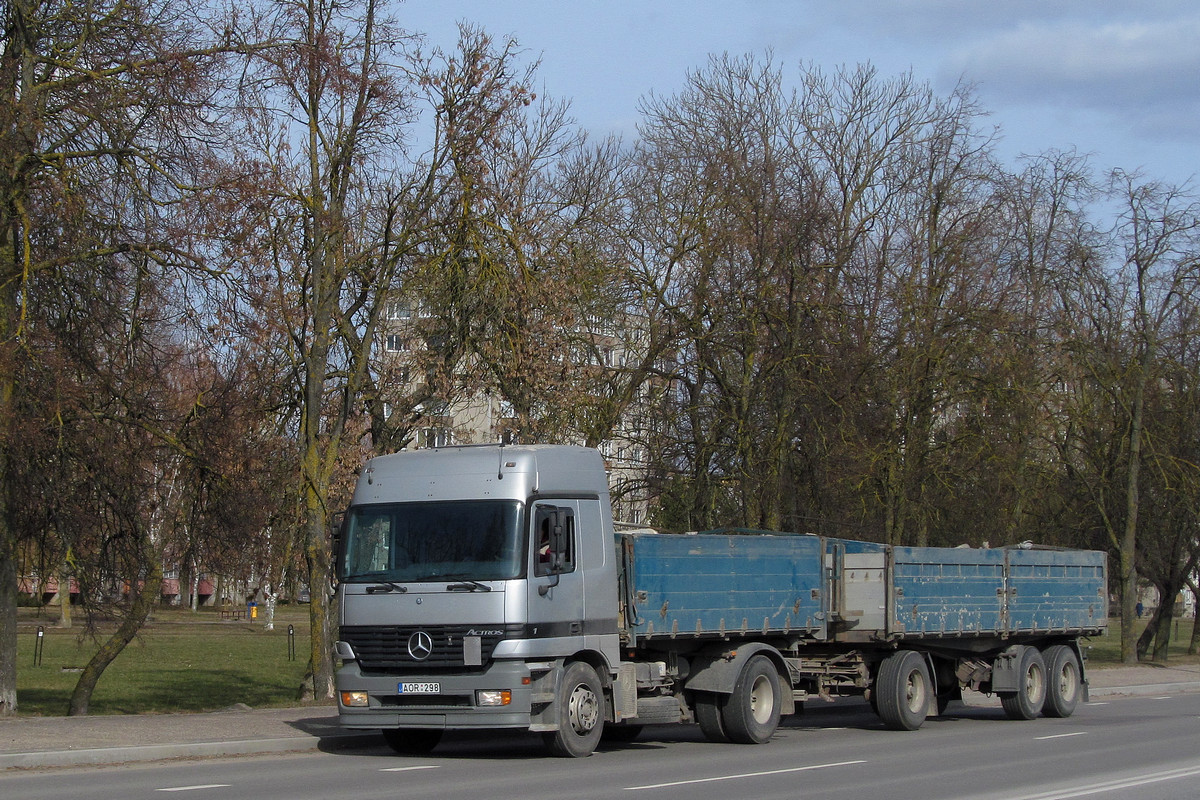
[231,0,419,701]
[0,0,248,715]
[1107,171,1200,662]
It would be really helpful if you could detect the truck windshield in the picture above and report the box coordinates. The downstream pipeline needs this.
[340,500,523,582]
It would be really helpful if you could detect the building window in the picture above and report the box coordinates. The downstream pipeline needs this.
[385,334,408,352]
[386,301,412,320]
[421,427,452,449]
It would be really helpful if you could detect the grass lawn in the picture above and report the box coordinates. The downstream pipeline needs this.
[14,605,316,716]
[1086,615,1200,667]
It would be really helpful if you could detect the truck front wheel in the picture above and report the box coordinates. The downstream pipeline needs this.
[876,650,931,731]
[720,655,782,744]
[1041,645,1080,718]
[1000,646,1047,720]
[543,661,604,757]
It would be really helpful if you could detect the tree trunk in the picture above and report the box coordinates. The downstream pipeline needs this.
[1135,595,1169,662]
[1120,361,1147,664]
[68,563,163,716]
[57,565,73,629]
[1188,583,1199,656]
[262,579,277,631]
[299,493,335,703]
[0,526,17,716]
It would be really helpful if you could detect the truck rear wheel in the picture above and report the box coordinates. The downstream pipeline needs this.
[720,655,782,744]
[381,728,442,755]
[1041,645,1080,718]
[1000,646,1046,720]
[543,661,604,758]
[876,650,931,731]
[695,692,729,743]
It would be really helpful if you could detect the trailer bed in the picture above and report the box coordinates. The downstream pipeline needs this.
[618,530,1107,645]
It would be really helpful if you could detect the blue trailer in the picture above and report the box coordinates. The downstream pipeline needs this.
[335,445,1108,757]
[618,528,1106,734]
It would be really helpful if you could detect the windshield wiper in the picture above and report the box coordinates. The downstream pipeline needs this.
[353,575,408,594]
[444,577,492,592]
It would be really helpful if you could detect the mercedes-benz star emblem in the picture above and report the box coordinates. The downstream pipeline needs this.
[407,630,433,661]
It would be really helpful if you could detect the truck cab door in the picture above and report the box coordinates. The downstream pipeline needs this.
[530,501,586,641]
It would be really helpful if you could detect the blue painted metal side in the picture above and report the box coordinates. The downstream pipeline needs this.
[623,531,826,640]
[888,547,1010,636]
[1004,549,1108,634]
[621,529,1107,645]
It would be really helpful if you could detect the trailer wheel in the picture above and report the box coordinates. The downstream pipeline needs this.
[543,661,604,758]
[720,655,782,744]
[1000,646,1046,720]
[695,692,729,743]
[1041,645,1081,718]
[381,728,442,755]
[876,650,931,731]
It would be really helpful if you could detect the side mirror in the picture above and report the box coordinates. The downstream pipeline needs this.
[549,518,566,573]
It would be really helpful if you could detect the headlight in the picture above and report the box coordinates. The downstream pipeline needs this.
[341,691,369,707]
[475,689,512,706]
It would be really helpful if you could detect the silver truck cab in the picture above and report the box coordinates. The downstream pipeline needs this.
[334,444,620,755]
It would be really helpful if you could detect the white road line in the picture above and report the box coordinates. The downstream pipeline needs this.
[1087,702,1108,706]
[380,765,441,772]
[1034,732,1088,740]
[1002,765,1200,800]
[156,786,231,792]
[624,759,866,791]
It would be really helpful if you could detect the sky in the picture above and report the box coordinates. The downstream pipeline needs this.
[398,0,1200,187]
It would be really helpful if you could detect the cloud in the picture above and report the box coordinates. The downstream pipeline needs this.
[941,16,1200,140]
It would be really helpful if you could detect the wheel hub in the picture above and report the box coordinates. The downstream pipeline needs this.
[568,683,599,734]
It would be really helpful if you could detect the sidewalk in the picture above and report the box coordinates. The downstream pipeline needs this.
[2,664,1198,771]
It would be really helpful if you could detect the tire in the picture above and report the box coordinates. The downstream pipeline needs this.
[875,650,932,731]
[381,728,442,755]
[1041,645,1081,718]
[719,655,782,744]
[542,661,605,758]
[695,691,729,743]
[1000,646,1047,720]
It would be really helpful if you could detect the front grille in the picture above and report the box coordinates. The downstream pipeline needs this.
[340,625,511,671]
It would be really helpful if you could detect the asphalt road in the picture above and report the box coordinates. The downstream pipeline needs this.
[3,692,1199,800]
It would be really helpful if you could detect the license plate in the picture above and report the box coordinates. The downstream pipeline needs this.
[399,682,440,694]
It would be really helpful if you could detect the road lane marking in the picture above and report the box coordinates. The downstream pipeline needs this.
[1003,765,1200,799]
[624,759,866,790]
[381,765,441,772]
[1034,732,1088,740]
[156,786,232,792]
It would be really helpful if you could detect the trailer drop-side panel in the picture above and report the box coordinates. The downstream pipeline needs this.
[620,531,1106,645]
[620,531,827,641]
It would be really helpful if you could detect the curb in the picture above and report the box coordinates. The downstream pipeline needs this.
[1088,681,1200,698]
[0,732,379,771]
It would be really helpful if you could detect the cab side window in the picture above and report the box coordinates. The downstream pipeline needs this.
[534,505,576,577]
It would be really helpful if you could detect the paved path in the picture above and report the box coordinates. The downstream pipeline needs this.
[2,663,1198,770]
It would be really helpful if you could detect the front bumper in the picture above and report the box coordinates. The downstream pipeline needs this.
[337,659,536,730]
